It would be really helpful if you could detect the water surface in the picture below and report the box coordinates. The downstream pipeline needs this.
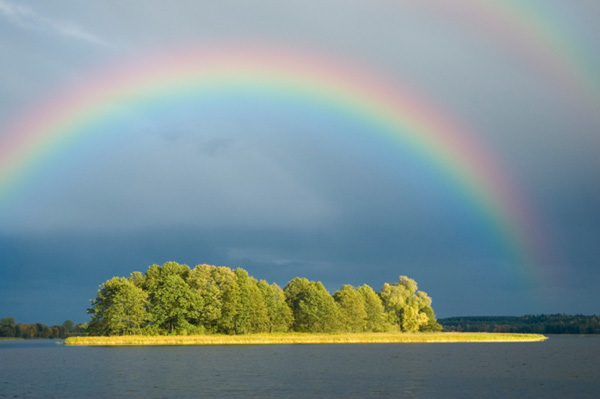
[1,336,598,398]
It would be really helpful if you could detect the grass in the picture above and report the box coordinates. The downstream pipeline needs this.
[0,337,23,341]
[65,332,547,346]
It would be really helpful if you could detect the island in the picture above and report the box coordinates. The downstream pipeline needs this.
[64,261,547,345]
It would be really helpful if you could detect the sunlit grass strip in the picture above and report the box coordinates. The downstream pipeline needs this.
[0,337,23,341]
[65,332,547,346]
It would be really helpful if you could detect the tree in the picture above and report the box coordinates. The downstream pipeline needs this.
[380,276,434,332]
[87,277,150,336]
[143,262,202,334]
[417,292,443,332]
[357,284,389,332]
[210,266,240,334]
[128,271,145,288]
[258,280,293,332]
[18,323,34,339]
[62,320,75,333]
[188,264,222,332]
[0,317,16,337]
[333,285,367,332]
[233,269,270,334]
[284,278,340,332]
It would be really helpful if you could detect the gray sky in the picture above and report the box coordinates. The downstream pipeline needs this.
[1,0,599,324]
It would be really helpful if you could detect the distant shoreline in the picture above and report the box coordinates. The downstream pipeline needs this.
[65,332,547,346]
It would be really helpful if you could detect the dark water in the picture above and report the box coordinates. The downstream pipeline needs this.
[1,336,598,398]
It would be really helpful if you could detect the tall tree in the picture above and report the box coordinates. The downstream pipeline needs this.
[143,262,202,334]
[380,276,434,332]
[416,291,443,332]
[233,269,270,334]
[333,285,367,332]
[357,284,389,332]
[87,277,150,336]
[0,317,16,337]
[128,271,145,288]
[211,266,240,334]
[284,278,340,332]
[188,264,222,332]
[258,280,293,332]
[62,320,75,333]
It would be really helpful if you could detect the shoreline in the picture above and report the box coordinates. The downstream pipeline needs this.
[65,332,547,346]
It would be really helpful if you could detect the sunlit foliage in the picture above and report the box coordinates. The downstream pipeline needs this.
[86,262,442,336]
[87,277,149,336]
[380,276,442,332]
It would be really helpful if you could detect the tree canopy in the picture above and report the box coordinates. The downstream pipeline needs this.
[0,317,83,339]
[86,262,442,336]
[439,314,600,334]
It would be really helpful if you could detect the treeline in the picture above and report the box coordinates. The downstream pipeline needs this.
[87,261,442,336]
[0,317,84,339]
[439,314,600,334]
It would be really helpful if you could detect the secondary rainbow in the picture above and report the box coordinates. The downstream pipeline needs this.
[0,46,544,279]
[485,0,599,107]
[410,0,600,111]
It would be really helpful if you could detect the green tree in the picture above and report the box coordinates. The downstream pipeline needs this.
[284,278,340,332]
[62,320,75,333]
[128,271,145,288]
[357,284,389,332]
[333,285,367,332]
[211,266,240,334]
[233,268,270,334]
[36,323,51,339]
[143,262,202,334]
[87,277,150,336]
[380,276,433,332]
[188,264,222,332]
[417,292,442,332]
[18,323,34,339]
[0,317,16,337]
[258,280,293,332]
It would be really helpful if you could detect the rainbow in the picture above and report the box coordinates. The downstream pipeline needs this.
[0,45,545,279]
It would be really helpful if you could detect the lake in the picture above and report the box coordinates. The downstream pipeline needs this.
[1,336,598,398]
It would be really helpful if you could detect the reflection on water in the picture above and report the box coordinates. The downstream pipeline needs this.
[1,336,599,398]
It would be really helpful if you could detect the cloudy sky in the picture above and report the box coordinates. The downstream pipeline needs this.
[1,0,598,325]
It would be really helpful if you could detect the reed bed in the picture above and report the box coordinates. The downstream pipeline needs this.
[65,332,547,346]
